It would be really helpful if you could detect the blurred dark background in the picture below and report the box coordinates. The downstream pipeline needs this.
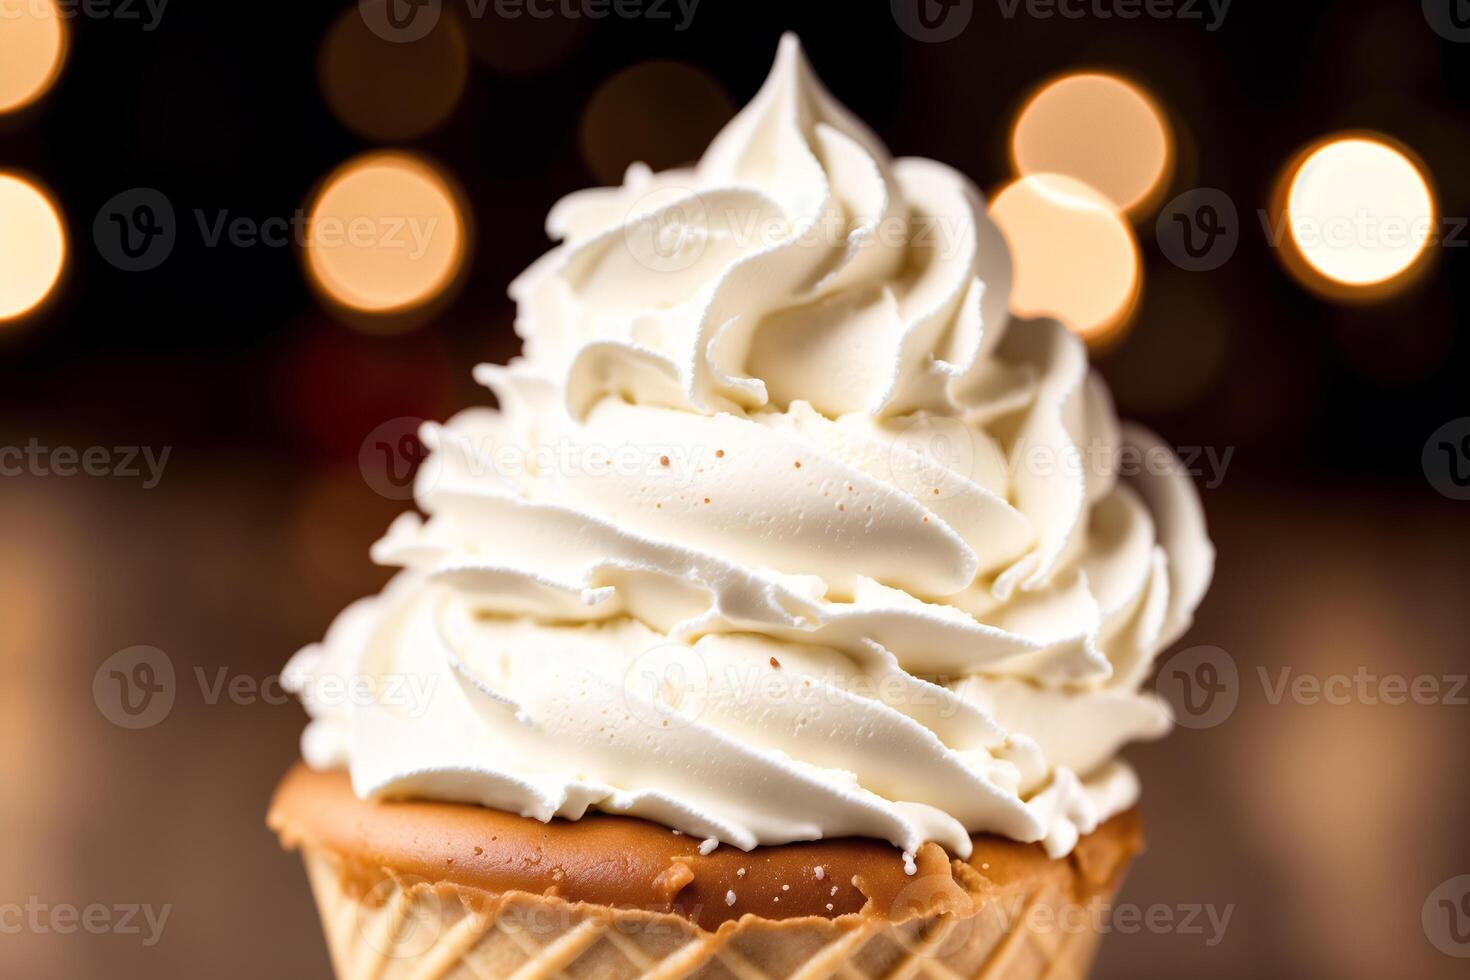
[1,1,1467,978]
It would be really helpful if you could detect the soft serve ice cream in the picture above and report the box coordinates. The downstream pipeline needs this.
[285,35,1213,860]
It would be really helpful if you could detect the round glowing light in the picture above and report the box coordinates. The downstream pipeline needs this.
[1011,73,1172,216]
[0,0,69,114]
[580,61,734,186]
[0,173,67,323]
[991,174,1141,343]
[1280,135,1436,294]
[319,4,469,141]
[304,154,467,317]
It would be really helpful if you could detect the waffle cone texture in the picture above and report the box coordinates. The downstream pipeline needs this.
[273,766,1142,980]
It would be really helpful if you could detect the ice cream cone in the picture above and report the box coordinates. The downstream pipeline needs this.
[273,765,1141,980]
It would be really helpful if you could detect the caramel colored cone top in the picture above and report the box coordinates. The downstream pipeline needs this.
[269,764,1141,932]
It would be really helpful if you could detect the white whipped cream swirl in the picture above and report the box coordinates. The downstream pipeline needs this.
[286,35,1214,859]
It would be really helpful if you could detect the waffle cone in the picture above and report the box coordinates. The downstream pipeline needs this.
[274,767,1141,980]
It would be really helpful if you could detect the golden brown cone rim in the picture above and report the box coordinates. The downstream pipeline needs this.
[269,763,1142,932]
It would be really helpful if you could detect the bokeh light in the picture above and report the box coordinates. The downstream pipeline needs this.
[319,3,469,141]
[0,0,68,114]
[1275,134,1436,300]
[580,61,734,186]
[991,174,1141,345]
[0,173,67,324]
[303,153,468,323]
[1011,73,1173,217]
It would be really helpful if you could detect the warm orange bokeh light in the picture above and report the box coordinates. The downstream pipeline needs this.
[319,5,469,141]
[991,174,1141,345]
[579,61,734,186]
[1275,134,1436,300]
[304,154,467,320]
[0,0,69,113]
[0,173,67,323]
[1011,73,1172,217]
